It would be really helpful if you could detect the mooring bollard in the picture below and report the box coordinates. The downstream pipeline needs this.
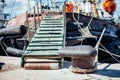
[58,45,97,73]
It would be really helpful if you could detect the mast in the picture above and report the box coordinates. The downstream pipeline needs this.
[77,0,80,13]
[92,0,99,17]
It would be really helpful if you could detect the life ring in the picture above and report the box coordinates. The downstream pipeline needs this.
[102,0,116,14]
[66,1,74,12]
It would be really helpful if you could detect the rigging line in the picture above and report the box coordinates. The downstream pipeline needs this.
[9,0,16,18]
[99,48,120,63]
[72,12,96,37]
[99,43,120,63]
[86,16,93,29]
[95,27,106,50]
[72,12,85,35]
[100,43,120,58]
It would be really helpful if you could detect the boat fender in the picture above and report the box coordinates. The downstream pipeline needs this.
[0,25,27,37]
[6,47,24,56]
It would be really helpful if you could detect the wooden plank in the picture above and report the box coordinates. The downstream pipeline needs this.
[40,25,63,27]
[40,23,63,25]
[25,50,58,54]
[44,16,51,18]
[31,40,62,43]
[25,50,60,53]
[26,48,59,51]
[40,26,63,28]
[42,20,62,23]
[44,21,62,23]
[24,51,59,56]
[37,30,63,32]
[33,37,63,39]
[27,45,62,49]
[40,25,63,28]
[34,35,63,38]
[38,28,62,31]
[38,27,63,29]
[38,30,62,32]
[29,43,62,46]
[25,59,60,63]
[30,41,63,44]
[31,38,63,42]
[35,28,63,34]
[34,33,62,36]
[36,32,62,34]
[43,18,63,20]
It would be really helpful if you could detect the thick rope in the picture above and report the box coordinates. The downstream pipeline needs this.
[72,12,96,38]
[99,43,120,63]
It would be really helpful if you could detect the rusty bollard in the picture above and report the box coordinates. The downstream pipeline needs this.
[58,45,97,73]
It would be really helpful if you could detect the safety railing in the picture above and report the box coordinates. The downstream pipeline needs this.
[63,1,66,47]
[26,2,42,41]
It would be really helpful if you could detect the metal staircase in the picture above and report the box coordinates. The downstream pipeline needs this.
[21,15,64,69]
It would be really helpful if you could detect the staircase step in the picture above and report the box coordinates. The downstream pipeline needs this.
[40,25,63,27]
[43,18,63,20]
[40,26,63,29]
[31,38,63,42]
[27,46,62,51]
[38,28,62,31]
[34,34,63,38]
[40,23,63,25]
[42,20,62,23]
[36,31,63,34]
[24,51,59,56]
[30,41,63,44]
[29,43,62,46]
[38,27,63,29]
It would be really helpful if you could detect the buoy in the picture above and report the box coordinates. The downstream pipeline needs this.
[66,1,74,12]
[102,0,116,14]
[65,1,78,12]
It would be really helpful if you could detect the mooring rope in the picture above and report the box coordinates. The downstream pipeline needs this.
[99,43,120,63]
[72,12,96,38]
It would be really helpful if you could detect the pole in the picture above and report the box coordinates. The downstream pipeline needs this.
[40,0,42,13]
[47,0,49,10]
[26,11,30,41]
[63,0,66,47]
[92,0,99,17]
[77,0,80,13]
[37,2,40,24]
[33,6,37,32]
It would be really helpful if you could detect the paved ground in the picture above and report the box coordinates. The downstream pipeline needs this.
[0,56,120,80]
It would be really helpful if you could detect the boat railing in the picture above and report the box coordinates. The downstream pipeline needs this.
[63,1,66,47]
[25,2,42,41]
